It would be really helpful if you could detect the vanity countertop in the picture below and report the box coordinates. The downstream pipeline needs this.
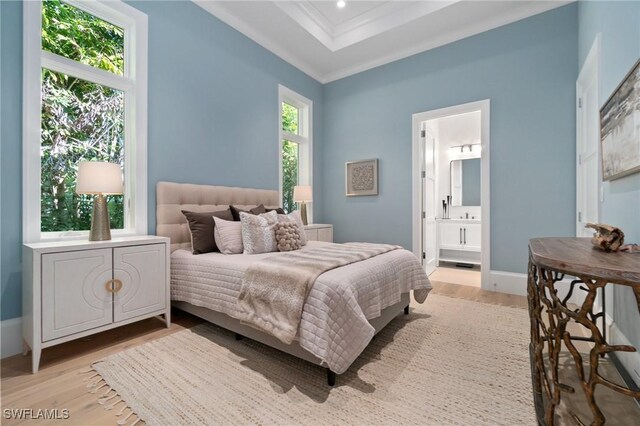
[436,218,481,224]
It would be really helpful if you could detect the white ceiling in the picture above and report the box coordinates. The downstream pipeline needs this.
[194,1,571,83]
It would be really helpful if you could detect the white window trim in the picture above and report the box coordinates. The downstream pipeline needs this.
[23,0,148,243]
[278,85,313,222]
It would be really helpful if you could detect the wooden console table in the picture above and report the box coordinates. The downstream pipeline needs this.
[527,238,640,425]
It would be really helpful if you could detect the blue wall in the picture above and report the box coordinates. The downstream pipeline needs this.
[578,0,640,365]
[321,4,578,274]
[0,0,323,321]
[1,0,24,322]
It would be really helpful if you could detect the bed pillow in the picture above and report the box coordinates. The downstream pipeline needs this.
[182,209,234,254]
[278,210,308,246]
[213,216,244,254]
[275,222,303,252]
[240,210,279,254]
[229,204,267,221]
[266,207,286,214]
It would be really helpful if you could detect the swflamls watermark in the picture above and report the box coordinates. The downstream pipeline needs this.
[3,408,70,420]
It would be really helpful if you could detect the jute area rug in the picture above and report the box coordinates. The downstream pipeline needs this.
[88,294,535,425]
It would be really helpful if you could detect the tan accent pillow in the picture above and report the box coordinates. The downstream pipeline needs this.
[240,210,278,254]
[213,216,243,254]
[275,222,303,252]
[278,210,307,246]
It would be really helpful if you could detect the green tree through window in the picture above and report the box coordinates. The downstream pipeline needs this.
[281,102,299,213]
[40,0,125,232]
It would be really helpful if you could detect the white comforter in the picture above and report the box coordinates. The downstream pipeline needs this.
[171,241,431,374]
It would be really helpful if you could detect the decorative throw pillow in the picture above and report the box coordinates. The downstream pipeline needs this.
[277,210,308,246]
[240,210,278,254]
[275,222,302,252]
[213,216,244,254]
[182,209,233,254]
[229,204,267,221]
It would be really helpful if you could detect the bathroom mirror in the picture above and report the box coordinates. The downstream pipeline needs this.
[450,158,481,206]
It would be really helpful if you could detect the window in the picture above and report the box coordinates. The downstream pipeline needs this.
[279,85,312,218]
[23,0,148,241]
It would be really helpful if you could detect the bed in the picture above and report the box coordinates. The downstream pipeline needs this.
[156,181,431,385]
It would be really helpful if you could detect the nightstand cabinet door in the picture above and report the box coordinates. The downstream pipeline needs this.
[41,249,113,342]
[113,244,167,322]
[317,227,333,242]
[305,229,319,241]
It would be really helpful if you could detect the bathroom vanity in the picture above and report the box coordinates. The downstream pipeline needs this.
[437,155,482,266]
[437,218,481,265]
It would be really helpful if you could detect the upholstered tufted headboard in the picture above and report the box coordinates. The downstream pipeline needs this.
[156,181,280,252]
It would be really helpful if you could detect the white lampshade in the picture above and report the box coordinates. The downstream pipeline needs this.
[76,161,123,195]
[293,185,312,202]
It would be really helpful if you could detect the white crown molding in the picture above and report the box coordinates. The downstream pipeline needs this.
[330,1,458,50]
[193,0,572,84]
[276,0,459,52]
[193,0,325,83]
[274,1,335,49]
[322,0,572,83]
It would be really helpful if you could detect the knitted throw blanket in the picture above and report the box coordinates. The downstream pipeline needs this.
[237,243,400,344]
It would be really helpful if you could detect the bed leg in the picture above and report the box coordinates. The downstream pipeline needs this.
[327,369,336,387]
[235,333,243,341]
[404,305,410,315]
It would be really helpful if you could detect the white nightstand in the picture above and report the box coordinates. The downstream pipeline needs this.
[23,235,170,373]
[304,224,333,242]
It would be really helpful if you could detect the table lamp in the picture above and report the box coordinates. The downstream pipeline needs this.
[293,185,312,225]
[76,161,123,241]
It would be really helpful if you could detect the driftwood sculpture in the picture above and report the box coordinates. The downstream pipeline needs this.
[585,223,625,252]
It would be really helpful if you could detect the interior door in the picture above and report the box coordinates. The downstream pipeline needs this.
[576,37,612,327]
[422,124,437,275]
[576,46,600,237]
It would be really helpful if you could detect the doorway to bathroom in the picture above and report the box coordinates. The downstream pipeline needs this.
[411,100,490,288]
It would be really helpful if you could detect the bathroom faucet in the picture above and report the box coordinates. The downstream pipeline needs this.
[465,212,469,219]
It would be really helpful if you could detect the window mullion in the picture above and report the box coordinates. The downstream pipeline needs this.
[283,133,306,145]
[41,50,133,91]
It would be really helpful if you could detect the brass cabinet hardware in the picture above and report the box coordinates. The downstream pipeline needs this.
[105,279,124,293]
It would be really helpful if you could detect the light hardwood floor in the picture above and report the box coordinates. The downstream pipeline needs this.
[2,282,637,424]
[2,282,521,426]
[429,265,482,288]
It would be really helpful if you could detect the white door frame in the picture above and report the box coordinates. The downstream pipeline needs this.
[412,99,491,289]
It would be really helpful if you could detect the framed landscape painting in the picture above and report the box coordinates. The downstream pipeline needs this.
[346,159,378,196]
[600,58,640,181]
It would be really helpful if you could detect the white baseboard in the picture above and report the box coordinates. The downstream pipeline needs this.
[1,317,23,359]
[609,321,640,387]
[487,270,586,306]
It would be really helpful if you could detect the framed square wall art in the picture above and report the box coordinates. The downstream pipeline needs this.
[346,159,378,196]
[600,58,640,181]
